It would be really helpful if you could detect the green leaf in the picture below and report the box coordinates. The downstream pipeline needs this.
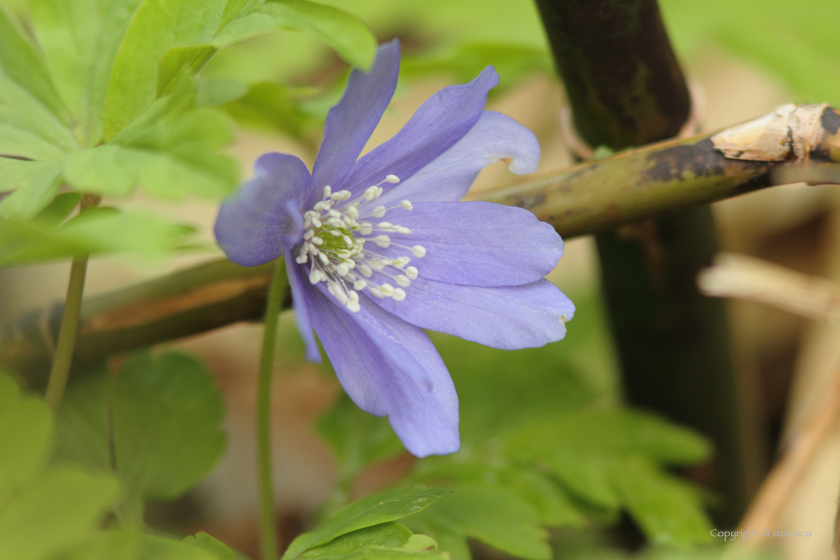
[31,192,80,228]
[413,484,550,560]
[141,534,220,560]
[298,523,412,559]
[182,532,237,560]
[317,393,405,484]
[29,0,145,147]
[216,81,322,139]
[196,79,251,107]
[0,70,78,157]
[408,521,469,560]
[64,141,237,200]
[0,160,63,220]
[540,453,619,509]
[0,125,66,161]
[53,374,111,475]
[69,99,239,199]
[211,10,282,48]
[504,410,712,467]
[0,467,118,560]
[0,5,70,123]
[57,529,141,560]
[299,523,445,560]
[0,208,198,265]
[111,352,226,521]
[261,0,376,71]
[0,374,52,510]
[615,458,713,547]
[284,486,450,559]
[507,470,586,528]
[0,372,19,410]
[102,0,246,139]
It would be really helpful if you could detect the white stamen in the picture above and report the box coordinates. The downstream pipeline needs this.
[363,186,381,201]
[380,283,395,297]
[309,268,322,284]
[296,175,423,308]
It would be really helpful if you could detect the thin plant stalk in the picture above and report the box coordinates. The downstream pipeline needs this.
[44,194,101,413]
[257,257,288,560]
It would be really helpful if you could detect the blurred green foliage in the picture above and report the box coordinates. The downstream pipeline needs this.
[2,0,838,558]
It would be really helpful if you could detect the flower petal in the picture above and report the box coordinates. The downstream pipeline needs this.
[341,67,499,197]
[304,284,459,457]
[375,201,564,286]
[310,41,401,202]
[215,153,311,266]
[378,110,540,205]
[373,278,575,350]
[286,253,321,363]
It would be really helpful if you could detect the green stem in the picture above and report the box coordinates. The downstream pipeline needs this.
[44,194,101,413]
[257,257,288,560]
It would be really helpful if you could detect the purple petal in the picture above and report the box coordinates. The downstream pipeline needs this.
[375,201,564,286]
[286,254,321,363]
[310,41,401,204]
[340,67,499,197]
[378,110,540,206]
[304,283,459,457]
[215,153,311,266]
[373,278,575,350]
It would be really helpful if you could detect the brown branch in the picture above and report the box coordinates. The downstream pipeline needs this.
[4,106,840,387]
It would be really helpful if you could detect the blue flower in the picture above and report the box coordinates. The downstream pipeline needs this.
[214,41,574,457]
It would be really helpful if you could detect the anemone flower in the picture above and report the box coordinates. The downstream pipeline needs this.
[215,40,574,457]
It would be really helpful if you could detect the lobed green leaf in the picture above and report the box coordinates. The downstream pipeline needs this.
[0,467,118,560]
[0,372,52,510]
[284,486,450,559]
[409,484,550,560]
[29,0,146,147]
[111,352,226,521]
[0,5,70,124]
[0,207,199,265]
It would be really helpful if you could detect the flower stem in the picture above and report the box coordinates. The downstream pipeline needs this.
[44,194,101,413]
[257,257,288,560]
